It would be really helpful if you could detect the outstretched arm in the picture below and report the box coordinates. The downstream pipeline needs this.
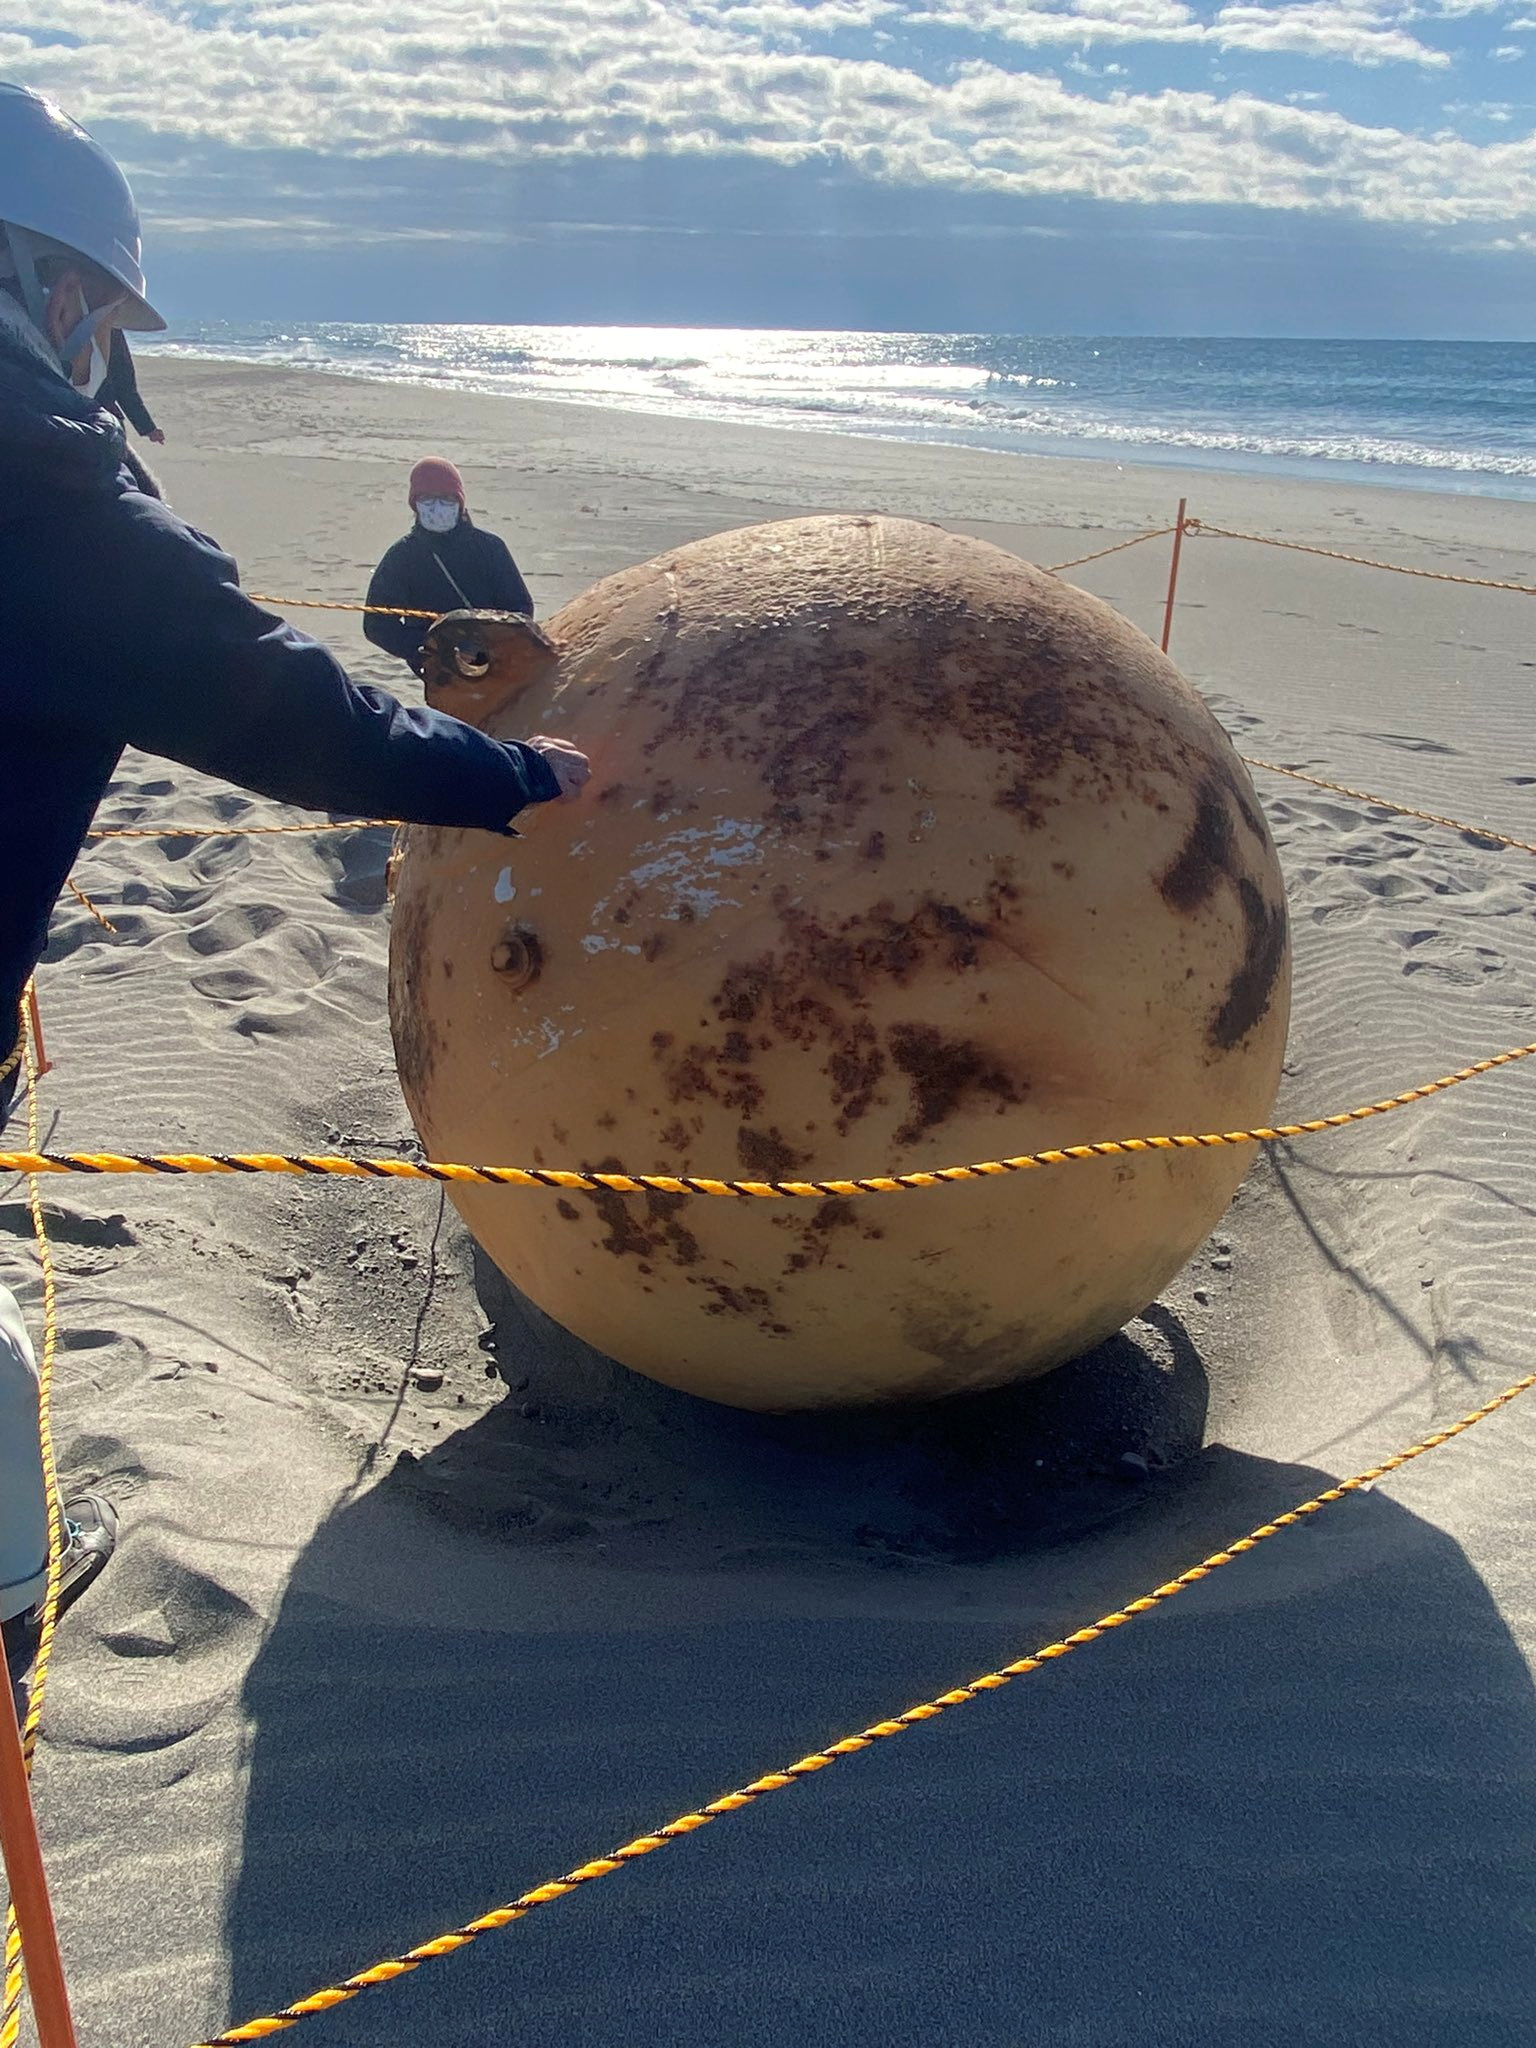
[106,502,559,829]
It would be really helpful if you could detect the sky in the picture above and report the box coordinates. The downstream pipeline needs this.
[1,0,1532,335]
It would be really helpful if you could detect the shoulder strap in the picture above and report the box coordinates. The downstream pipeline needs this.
[430,547,473,609]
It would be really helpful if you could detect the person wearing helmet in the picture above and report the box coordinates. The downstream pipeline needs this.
[364,458,533,676]
[0,82,591,1716]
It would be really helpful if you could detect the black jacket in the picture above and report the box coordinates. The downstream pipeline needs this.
[97,330,157,439]
[0,307,560,1071]
[364,519,533,674]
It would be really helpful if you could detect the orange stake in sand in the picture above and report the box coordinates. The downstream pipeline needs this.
[0,1674,78,2048]
[1161,497,1187,654]
[23,984,49,1079]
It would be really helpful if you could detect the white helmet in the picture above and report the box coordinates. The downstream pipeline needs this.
[0,80,163,334]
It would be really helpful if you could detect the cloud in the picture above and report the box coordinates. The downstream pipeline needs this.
[0,0,1530,249]
[907,0,1454,66]
[1211,1,1451,64]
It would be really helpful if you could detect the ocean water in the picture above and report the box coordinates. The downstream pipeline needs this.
[141,325,1536,500]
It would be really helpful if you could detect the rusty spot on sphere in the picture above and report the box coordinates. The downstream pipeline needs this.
[887,1024,1024,1146]
[1212,880,1289,1050]
[1154,772,1288,1049]
[736,1125,810,1179]
[389,882,439,1102]
[1158,780,1236,913]
[582,1157,703,1270]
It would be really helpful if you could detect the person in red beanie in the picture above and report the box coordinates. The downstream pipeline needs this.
[363,457,534,675]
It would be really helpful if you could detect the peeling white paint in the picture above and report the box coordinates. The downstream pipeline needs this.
[627,819,765,918]
[534,1015,583,1060]
[576,817,771,948]
[671,886,735,919]
[620,821,765,891]
[494,866,516,904]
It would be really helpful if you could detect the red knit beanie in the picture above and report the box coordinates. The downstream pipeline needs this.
[408,456,465,506]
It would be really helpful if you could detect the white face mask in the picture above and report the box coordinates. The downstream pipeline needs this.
[417,497,461,534]
[80,337,110,399]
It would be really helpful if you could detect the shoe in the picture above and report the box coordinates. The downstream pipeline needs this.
[3,1492,118,1723]
[52,1493,118,1613]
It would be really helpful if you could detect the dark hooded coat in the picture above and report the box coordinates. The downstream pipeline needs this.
[364,516,533,676]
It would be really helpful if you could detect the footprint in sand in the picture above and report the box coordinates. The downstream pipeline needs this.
[188,920,339,1004]
[170,835,255,885]
[1355,870,1424,901]
[207,790,260,825]
[1402,958,1504,986]
[53,1539,264,1757]
[1308,900,1367,926]
[185,903,287,957]
[1293,796,1389,833]
[105,879,214,919]
[42,902,130,965]
[311,825,395,912]
[57,1429,153,1500]
[1360,732,1460,756]
[1203,694,1262,735]
[0,1206,137,1250]
[101,1554,260,1666]
[60,1326,145,1353]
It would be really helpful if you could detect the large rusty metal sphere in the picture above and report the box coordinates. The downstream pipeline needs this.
[388,515,1289,1410]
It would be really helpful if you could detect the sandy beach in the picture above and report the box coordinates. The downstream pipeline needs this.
[4,356,1535,2046]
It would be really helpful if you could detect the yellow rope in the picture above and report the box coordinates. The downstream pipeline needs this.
[1186,520,1536,597]
[192,1361,1536,2045]
[0,1037,1530,1198]
[84,818,401,842]
[64,878,117,935]
[1045,526,1177,574]
[0,994,66,2048]
[1240,757,1536,856]
[250,594,443,620]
